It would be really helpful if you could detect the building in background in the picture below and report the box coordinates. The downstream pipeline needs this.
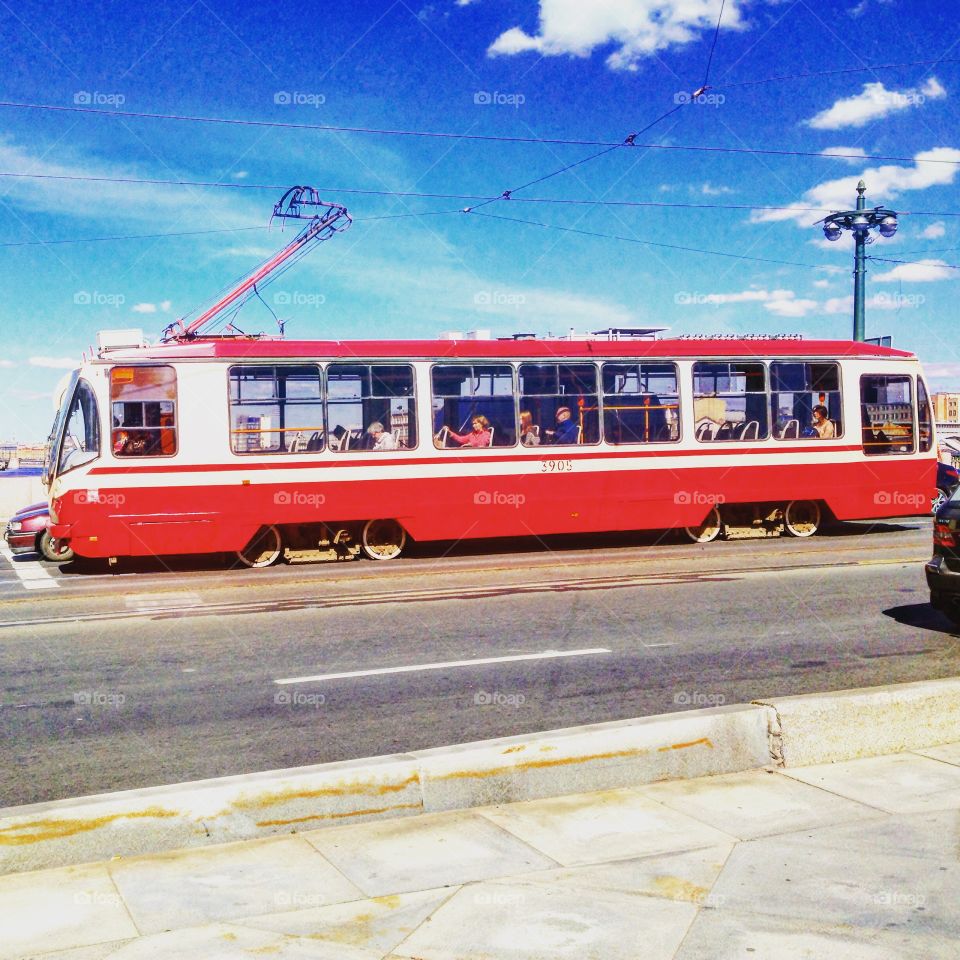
[933,393,960,424]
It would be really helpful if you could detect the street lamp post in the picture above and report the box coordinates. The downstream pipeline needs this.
[818,180,898,342]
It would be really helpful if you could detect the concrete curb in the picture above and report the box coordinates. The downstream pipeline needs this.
[2,677,959,875]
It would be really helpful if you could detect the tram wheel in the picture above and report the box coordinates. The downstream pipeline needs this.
[236,525,284,568]
[360,519,407,560]
[684,507,723,544]
[784,500,821,538]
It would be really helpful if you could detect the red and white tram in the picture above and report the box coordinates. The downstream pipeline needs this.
[45,332,937,565]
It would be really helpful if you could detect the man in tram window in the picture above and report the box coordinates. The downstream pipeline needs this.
[811,405,835,439]
[367,421,398,451]
[546,406,579,444]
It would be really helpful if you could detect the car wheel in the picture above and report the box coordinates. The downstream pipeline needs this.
[933,488,949,515]
[38,530,74,563]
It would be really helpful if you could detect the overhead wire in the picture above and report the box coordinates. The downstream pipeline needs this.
[1,101,957,167]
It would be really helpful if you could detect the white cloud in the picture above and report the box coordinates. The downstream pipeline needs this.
[29,356,77,369]
[923,362,960,379]
[701,183,733,196]
[806,77,946,130]
[813,279,831,288]
[820,146,868,163]
[132,303,157,314]
[921,221,946,239]
[764,297,818,318]
[160,300,172,312]
[0,360,14,368]
[754,148,960,226]
[487,0,748,71]
[872,259,955,282]
[824,293,922,314]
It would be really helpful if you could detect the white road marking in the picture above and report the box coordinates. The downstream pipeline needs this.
[646,642,676,647]
[275,647,611,685]
[0,543,58,590]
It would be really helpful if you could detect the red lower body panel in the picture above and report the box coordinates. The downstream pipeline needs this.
[52,457,935,559]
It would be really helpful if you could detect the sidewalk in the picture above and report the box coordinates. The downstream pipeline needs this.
[5,743,960,960]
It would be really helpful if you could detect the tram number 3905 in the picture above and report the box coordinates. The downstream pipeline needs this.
[541,459,574,473]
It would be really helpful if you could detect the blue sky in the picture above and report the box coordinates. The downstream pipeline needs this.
[0,0,958,439]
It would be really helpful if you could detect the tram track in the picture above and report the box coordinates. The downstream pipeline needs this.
[0,552,923,629]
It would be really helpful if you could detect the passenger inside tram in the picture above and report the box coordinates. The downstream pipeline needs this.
[442,414,493,448]
[520,410,540,446]
[811,405,836,439]
[544,406,579,444]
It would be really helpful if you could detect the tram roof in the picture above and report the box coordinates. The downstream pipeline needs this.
[96,337,915,363]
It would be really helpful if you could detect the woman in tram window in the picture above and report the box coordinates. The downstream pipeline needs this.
[520,410,540,446]
[812,405,836,439]
[445,414,493,448]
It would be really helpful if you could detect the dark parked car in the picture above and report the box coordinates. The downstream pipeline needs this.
[4,501,74,562]
[934,461,960,514]
[927,485,960,628]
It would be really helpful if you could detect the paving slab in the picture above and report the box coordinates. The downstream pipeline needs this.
[674,908,956,960]
[107,835,362,935]
[639,768,878,839]
[50,921,379,960]
[477,786,735,866]
[782,752,960,813]
[494,844,734,904]
[236,887,456,956]
[302,809,556,897]
[0,862,138,960]
[916,742,960,766]
[706,817,960,941]
[388,881,697,960]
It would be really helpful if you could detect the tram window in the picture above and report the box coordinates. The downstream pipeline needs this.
[693,362,768,442]
[918,377,933,453]
[519,363,599,445]
[326,364,417,451]
[58,378,100,474]
[431,364,516,447]
[229,365,323,454]
[111,366,177,457]
[602,362,680,444]
[860,374,914,455]
[770,362,842,440]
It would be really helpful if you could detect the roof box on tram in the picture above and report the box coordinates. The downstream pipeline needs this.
[97,329,148,353]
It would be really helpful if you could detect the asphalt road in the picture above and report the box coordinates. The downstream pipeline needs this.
[1,517,957,808]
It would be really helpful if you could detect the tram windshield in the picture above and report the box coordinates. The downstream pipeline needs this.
[52,376,101,477]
